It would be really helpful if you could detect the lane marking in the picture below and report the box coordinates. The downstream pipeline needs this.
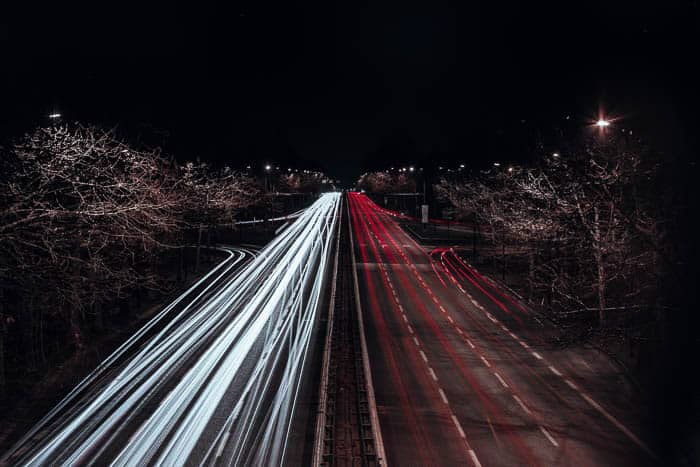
[428,367,438,381]
[413,336,420,347]
[420,350,428,363]
[439,388,449,404]
[468,450,483,467]
[402,314,408,323]
[549,365,562,376]
[564,379,578,390]
[580,392,656,458]
[467,339,475,349]
[407,325,414,334]
[532,351,543,360]
[216,431,230,458]
[513,395,532,415]
[447,316,455,324]
[539,426,559,447]
[451,415,467,439]
[480,356,491,368]
[494,372,509,388]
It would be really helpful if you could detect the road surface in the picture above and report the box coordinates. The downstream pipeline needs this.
[2,193,340,466]
[348,192,653,466]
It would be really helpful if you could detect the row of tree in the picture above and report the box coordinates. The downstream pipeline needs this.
[356,171,416,194]
[0,124,326,397]
[435,134,675,335]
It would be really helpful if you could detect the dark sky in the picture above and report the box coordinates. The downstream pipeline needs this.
[0,1,698,183]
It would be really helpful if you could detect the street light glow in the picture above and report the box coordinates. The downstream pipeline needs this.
[409,166,415,172]
[493,162,501,167]
[264,164,271,171]
[48,113,61,119]
[596,119,610,128]
[552,152,559,157]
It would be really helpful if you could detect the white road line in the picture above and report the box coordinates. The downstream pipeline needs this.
[451,415,466,439]
[468,450,483,467]
[420,350,428,363]
[447,316,455,324]
[413,336,420,347]
[564,379,578,390]
[539,426,559,447]
[480,356,491,368]
[467,339,475,349]
[439,388,449,404]
[513,395,532,415]
[532,351,543,360]
[549,365,562,376]
[407,325,414,334]
[580,392,656,458]
[428,367,438,381]
[215,431,230,458]
[486,313,497,323]
[402,314,408,323]
[456,328,464,335]
[494,372,509,388]
[509,332,518,340]
[519,340,530,349]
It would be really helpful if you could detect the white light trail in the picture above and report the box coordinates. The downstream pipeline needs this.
[6,193,341,466]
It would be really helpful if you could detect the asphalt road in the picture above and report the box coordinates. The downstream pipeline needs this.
[349,192,654,467]
[1,193,341,466]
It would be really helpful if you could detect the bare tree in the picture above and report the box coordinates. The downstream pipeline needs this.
[436,135,668,329]
[0,124,182,357]
[179,161,260,271]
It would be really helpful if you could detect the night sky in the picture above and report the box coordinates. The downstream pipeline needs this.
[1,1,698,183]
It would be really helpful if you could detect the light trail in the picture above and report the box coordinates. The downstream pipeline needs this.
[3,193,341,466]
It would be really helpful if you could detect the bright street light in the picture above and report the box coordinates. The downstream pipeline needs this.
[493,162,501,167]
[48,113,61,119]
[552,152,559,158]
[264,164,271,171]
[409,166,415,172]
[596,119,610,128]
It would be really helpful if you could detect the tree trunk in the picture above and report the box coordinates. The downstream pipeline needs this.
[528,247,535,300]
[177,245,184,282]
[195,225,203,272]
[593,206,606,327]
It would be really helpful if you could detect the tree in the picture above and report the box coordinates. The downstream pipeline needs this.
[0,124,182,362]
[436,133,669,329]
[179,162,260,271]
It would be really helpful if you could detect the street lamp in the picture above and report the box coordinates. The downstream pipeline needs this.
[493,162,501,167]
[48,113,62,119]
[596,119,610,128]
[409,166,415,172]
[264,164,271,171]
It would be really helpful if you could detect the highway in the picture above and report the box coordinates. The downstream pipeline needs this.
[348,192,654,466]
[2,192,340,466]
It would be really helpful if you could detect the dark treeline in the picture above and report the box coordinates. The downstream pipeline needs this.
[0,124,330,401]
